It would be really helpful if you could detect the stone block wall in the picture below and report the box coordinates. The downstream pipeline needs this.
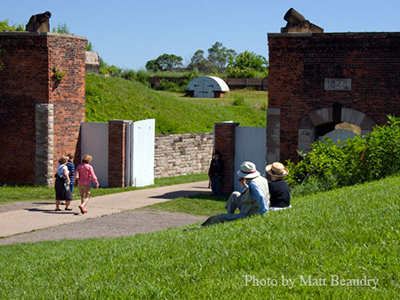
[0,32,87,185]
[268,32,400,163]
[154,133,214,178]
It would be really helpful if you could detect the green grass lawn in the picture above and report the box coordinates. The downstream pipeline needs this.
[159,88,268,110]
[0,175,399,298]
[85,74,266,134]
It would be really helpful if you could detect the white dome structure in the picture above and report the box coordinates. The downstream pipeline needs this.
[186,76,230,98]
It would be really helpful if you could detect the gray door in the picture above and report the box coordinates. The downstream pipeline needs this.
[234,127,267,191]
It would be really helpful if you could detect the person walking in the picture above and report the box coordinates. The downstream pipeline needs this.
[75,154,99,214]
[54,156,73,211]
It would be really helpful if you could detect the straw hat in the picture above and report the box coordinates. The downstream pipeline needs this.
[265,162,289,178]
[237,161,260,179]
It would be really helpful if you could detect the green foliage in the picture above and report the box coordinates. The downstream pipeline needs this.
[86,41,93,51]
[286,116,400,194]
[52,22,70,34]
[0,19,25,31]
[0,176,399,298]
[207,41,237,72]
[85,74,266,134]
[155,79,187,93]
[52,66,66,82]
[145,53,183,72]
[226,51,269,78]
[232,94,246,106]
[99,57,122,76]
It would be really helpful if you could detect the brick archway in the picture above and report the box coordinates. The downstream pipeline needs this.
[298,107,376,154]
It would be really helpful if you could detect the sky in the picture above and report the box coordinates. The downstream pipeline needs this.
[2,0,399,70]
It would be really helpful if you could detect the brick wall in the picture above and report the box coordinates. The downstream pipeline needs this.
[108,120,129,187]
[154,132,214,178]
[0,32,87,185]
[214,123,239,195]
[268,32,400,163]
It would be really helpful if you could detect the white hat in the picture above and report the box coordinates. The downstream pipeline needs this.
[237,161,260,179]
[265,162,289,177]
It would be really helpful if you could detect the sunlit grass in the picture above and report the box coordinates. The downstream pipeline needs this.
[85,74,266,134]
[1,176,398,298]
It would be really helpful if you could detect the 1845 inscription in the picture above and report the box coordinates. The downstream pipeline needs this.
[324,78,352,91]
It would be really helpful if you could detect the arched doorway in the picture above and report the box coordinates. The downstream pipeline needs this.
[298,107,376,155]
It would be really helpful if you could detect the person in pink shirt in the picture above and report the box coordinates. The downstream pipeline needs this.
[75,154,99,214]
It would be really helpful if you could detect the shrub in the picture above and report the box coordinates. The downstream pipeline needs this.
[287,115,400,192]
[232,94,245,106]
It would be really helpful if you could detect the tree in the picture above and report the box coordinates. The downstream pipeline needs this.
[145,53,183,72]
[229,50,268,71]
[188,50,214,74]
[226,50,269,78]
[207,41,237,72]
[0,19,25,31]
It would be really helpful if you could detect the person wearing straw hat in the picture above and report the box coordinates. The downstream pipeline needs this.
[201,161,270,226]
[265,162,291,211]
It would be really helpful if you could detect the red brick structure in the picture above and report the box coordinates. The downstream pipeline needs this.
[267,32,400,164]
[214,122,239,195]
[0,32,87,186]
[108,120,129,187]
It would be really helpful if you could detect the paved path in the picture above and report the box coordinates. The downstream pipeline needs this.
[0,181,209,244]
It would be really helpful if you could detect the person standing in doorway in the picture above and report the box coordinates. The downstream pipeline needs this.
[208,151,224,196]
[75,154,99,214]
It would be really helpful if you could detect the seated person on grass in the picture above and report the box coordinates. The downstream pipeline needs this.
[265,162,291,211]
[201,161,270,227]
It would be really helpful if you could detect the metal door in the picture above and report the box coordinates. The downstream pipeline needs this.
[81,122,109,187]
[234,127,267,191]
[126,119,155,187]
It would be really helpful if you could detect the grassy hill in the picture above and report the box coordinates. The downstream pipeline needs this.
[0,175,398,298]
[85,74,267,134]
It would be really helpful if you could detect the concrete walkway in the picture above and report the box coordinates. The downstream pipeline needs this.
[0,181,209,238]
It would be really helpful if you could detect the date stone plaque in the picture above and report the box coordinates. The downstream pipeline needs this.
[324,78,352,91]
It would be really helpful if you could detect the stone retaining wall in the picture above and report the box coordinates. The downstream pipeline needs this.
[154,133,214,178]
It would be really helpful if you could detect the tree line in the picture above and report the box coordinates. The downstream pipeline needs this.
[146,41,268,78]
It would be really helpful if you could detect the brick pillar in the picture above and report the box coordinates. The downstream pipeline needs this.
[214,122,239,195]
[108,120,129,187]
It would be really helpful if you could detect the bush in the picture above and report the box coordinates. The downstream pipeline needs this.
[232,94,246,106]
[287,115,400,192]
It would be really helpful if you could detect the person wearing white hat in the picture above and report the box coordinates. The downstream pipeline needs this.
[201,161,270,226]
[265,162,291,211]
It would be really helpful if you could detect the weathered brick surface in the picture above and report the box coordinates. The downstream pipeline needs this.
[214,123,239,195]
[108,120,128,187]
[154,133,213,178]
[0,32,87,185]
[268,32,400,163]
